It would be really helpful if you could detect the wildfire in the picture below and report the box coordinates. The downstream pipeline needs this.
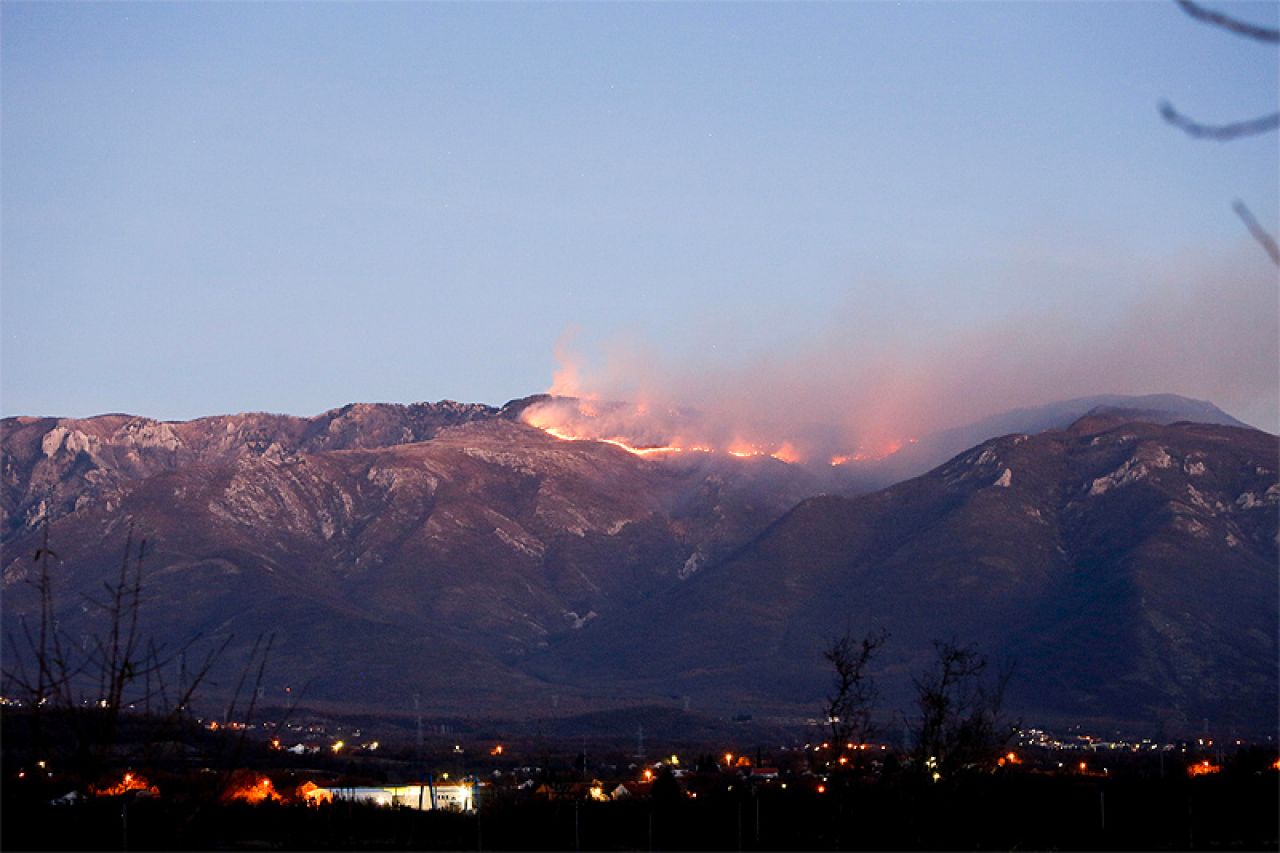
[528,406,691,458]
[770,442,802,464]
[541,425,685,457]
[830,438,916,466]
[522,397,914,467]
[93,771,159,798]
[726,440,766,459]
[223,771,280,804]
[1187,760,1221,777]
[997,751,1022,767]
[297,780,333,805]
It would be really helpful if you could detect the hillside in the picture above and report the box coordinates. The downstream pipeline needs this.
[530,416,1279,733]
[1,413,817,713]
[3,397,1273,734]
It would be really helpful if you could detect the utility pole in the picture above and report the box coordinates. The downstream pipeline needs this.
[414,693,423,756]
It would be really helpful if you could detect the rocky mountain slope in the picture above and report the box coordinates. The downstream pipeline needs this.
[2,396,1273,733]
[531,415,1278,733]
[1,408,818,713]
[1,400,497,541]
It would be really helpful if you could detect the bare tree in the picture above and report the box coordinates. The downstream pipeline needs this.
[1172,0,1278,44]
[1161,0,1279,265]
[2,521,254,786]
[1232,199,1280,266]
[823,627,888,764]
[910,639,1015,781]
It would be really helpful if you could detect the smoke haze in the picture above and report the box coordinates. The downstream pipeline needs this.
[540,243,1278,456]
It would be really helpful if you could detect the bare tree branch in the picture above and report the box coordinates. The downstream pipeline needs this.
[1175,0,1280,43]
[1233,199,1280,266]
[911,639,1016,780]
[1159,102,1280,140]
[823,626,888,764]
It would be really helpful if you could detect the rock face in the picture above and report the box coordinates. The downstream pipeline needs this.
[1,402,818,714]
[530,417,1278,733]
[2,397,1274,733]
[1,401,497,541]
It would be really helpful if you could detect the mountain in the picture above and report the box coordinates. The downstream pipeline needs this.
[2,395,1273,733]
[1,400,497,542]
[1,405,819,713]
[866,393,1253,487]
[530,416,1278,733]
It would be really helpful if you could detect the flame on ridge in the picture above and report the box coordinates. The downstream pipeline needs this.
[521,398,911,466]
[829,438,915,466]
[538,425,687,457]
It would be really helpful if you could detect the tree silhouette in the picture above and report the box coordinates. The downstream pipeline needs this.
[910,639,1015,781]
[823,626,888,764]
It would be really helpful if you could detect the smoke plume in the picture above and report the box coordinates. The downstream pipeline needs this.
[529,243,1278,462]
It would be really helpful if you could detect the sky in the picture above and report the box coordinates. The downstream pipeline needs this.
[3,1,1277,436]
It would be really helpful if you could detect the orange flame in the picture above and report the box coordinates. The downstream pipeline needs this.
[93,771,159,798]
[770,442,802,464]
[297,780,333,805]
[725,440,765,459]
[522,397,913,467]
[830,438,915,466]
[1187,760,1221,777]
[223,771,280,804]
[528,408,686,458]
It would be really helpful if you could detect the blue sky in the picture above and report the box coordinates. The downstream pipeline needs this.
[3,1,1277,433]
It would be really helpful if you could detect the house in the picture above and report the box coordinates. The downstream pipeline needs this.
[610,780,653,799]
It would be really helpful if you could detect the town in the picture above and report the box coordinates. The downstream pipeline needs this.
[3,699,1276,850]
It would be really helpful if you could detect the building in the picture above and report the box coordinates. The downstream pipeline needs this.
[317,782,475,812]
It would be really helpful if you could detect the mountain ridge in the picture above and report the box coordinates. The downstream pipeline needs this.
[527,416,1278,732]
[3,395,1273,734]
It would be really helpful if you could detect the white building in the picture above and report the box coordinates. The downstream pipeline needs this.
[323,782,475,812]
